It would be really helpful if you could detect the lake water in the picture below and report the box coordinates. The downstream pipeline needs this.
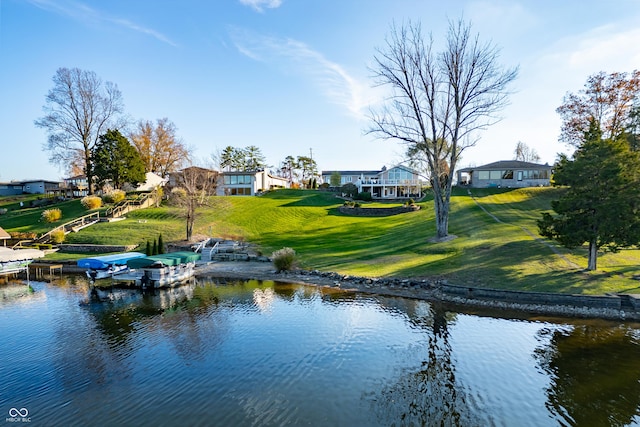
[1,276,640,426]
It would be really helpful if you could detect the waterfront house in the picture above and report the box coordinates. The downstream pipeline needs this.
[456,160,553,188]
[167,167,218,193]
[135,172,168,192]
[321,165,425,199]
[0,179,61,196]
[217,170,289,196]
[62,175,89,198]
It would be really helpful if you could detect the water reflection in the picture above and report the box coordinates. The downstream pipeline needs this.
[371,301,478,426]
[535,324,640,426]
[4,277,640,426]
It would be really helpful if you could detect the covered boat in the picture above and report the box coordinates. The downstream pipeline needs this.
[78,252,146,280]
[123,251,201,288]
[0,247,45,276]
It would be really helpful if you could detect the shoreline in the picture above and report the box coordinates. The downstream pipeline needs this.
[195,261,640,322]
[23,259,640,322]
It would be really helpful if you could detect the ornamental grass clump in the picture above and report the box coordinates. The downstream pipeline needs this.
[103,189,126,204]
[41,208,62,223]
[81,195,102,210]
[50,229,65,244]
[272,247,296,273]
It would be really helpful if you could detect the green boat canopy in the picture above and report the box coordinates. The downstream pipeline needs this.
[126,251,201,268]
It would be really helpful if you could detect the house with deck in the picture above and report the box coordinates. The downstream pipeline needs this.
[456,160,553,188]
[321,165,425,199]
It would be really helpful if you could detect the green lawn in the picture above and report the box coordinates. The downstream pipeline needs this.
[2,188,640,295]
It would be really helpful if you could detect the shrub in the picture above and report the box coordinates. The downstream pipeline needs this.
[341,183,358,198]
[10,231,37,240]
[103,189,126,204]
[272,247,296,272]
[356,191,372,201]
[50,229,65,244]
[81,196,102,210]
[41,208,62,223]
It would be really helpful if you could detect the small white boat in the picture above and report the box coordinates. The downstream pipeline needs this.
[0,247,45,276]
[121,251,201,288]
[77,252,146,281]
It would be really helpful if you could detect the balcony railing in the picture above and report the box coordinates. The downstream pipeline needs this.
[359,179,424,185]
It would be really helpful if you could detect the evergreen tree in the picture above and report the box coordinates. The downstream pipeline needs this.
[158,234,164,254]
[538,121,640,270]
[93,129,146,189]
[152,239,158,255]
[146,240,151,256]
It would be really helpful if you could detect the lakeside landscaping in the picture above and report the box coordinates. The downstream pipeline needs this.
[2,188,640,295]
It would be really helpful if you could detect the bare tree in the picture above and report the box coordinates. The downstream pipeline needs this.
[130,118,191,176]
[513,141,541,163]
[369,19,517,239]
[557,70,640,148]
[169,165,218,241]
[35,67,125,194]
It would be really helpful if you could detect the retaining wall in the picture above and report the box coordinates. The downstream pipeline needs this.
[440,283,627,310]
[338,205,420,216]
[58,244,139,253]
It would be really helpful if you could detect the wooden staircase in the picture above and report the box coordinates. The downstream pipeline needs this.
[104,192,155,221]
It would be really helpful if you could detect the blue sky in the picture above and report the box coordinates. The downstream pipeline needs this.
[1,0,639,181]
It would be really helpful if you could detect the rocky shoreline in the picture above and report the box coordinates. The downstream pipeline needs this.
[196,261,640,322]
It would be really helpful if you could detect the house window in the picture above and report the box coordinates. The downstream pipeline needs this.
[489,171,502,180]
[229,187,252,195]
[502,170,514,179]
[478,171,490,180]
[388,169,413,181]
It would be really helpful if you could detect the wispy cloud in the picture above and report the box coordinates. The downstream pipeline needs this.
[535,24,640,90]
[230,28,376,118]
[25,0,178,47]
[239,0,283,13]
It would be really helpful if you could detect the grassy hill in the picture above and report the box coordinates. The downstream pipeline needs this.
[2,188,640,295]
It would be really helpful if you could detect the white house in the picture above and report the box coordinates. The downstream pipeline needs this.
[321,165,426,199]
[135,172,168,192]
[217,170,289,196]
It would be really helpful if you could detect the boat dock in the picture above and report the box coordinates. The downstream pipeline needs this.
[29,263,63,279]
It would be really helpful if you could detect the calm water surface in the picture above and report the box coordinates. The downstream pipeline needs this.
[1,276,640,426]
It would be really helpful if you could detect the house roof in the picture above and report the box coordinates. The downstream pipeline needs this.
[457,160,552,172]
[0,179,61,185]
[322,165,419,176]
[321,170,381,176]
[0,227,10,240]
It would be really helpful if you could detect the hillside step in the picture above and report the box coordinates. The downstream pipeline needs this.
[71,219,99,232]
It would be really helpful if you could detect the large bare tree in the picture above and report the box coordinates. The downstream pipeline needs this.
[369,19,517,239]
[557,70,640,148]
[130,118,191,176]
[169,165,218,241]
[35,67,125,194]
